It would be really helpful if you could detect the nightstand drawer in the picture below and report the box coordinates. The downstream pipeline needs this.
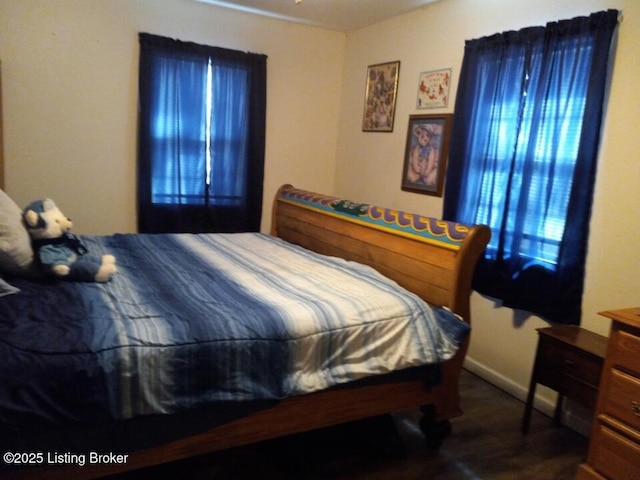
[609,329,640,376]
[537,340,602,387]
[591,423,640,480]
[601,369,640,431]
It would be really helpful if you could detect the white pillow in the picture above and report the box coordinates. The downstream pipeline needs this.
[0,189,38,277]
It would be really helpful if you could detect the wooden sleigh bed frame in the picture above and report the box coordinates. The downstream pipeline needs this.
[8,184,490,480]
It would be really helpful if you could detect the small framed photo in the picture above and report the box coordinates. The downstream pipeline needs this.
[416,68,451,109]
[401,114,453,196]
[362,61,400,132]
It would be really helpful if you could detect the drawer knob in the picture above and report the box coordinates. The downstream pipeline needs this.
[633,401,640,417]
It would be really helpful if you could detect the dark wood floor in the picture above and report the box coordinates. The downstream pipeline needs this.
[114,369,589,479]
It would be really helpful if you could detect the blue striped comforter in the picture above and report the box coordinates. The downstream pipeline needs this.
[0,233,469,427]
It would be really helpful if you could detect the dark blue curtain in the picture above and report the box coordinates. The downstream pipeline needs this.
[443,10,618,324]
[138,33,267,233]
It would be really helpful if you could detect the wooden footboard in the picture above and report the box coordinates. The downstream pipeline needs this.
[8,185,489,480]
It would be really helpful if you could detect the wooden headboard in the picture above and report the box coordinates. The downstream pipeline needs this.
[271,184,491,323]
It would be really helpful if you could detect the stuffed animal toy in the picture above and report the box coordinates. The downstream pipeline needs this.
[23,199,117,282]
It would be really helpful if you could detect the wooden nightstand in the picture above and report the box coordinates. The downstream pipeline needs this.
[522,326,607,433]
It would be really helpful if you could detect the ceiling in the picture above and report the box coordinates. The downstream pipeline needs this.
[194,0,441,32]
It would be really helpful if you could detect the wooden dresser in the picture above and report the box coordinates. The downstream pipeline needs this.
[576,308,640,480]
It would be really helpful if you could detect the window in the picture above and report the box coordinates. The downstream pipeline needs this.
[138,34,267,233]
[443,10,618,324]
[474,67,587,269]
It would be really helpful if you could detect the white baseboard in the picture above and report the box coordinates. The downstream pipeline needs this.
[463,356,592,437]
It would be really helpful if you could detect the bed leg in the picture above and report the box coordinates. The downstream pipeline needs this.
[419,405,452,449]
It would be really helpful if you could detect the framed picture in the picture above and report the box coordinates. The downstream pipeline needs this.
[416,68,451,109]
[401,114,453,196]
[362,61,400,132]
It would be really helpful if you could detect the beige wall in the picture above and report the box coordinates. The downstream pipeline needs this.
[1,0,638,433]
[336,0,639,431]
[0,0,345,234]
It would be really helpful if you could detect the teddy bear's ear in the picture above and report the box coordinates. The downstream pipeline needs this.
[24,210,41,228]
[42,199,56,211]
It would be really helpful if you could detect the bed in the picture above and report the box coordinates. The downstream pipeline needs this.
[0,184,490,479]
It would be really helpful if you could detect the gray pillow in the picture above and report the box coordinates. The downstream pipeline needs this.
[0,189,38,277]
